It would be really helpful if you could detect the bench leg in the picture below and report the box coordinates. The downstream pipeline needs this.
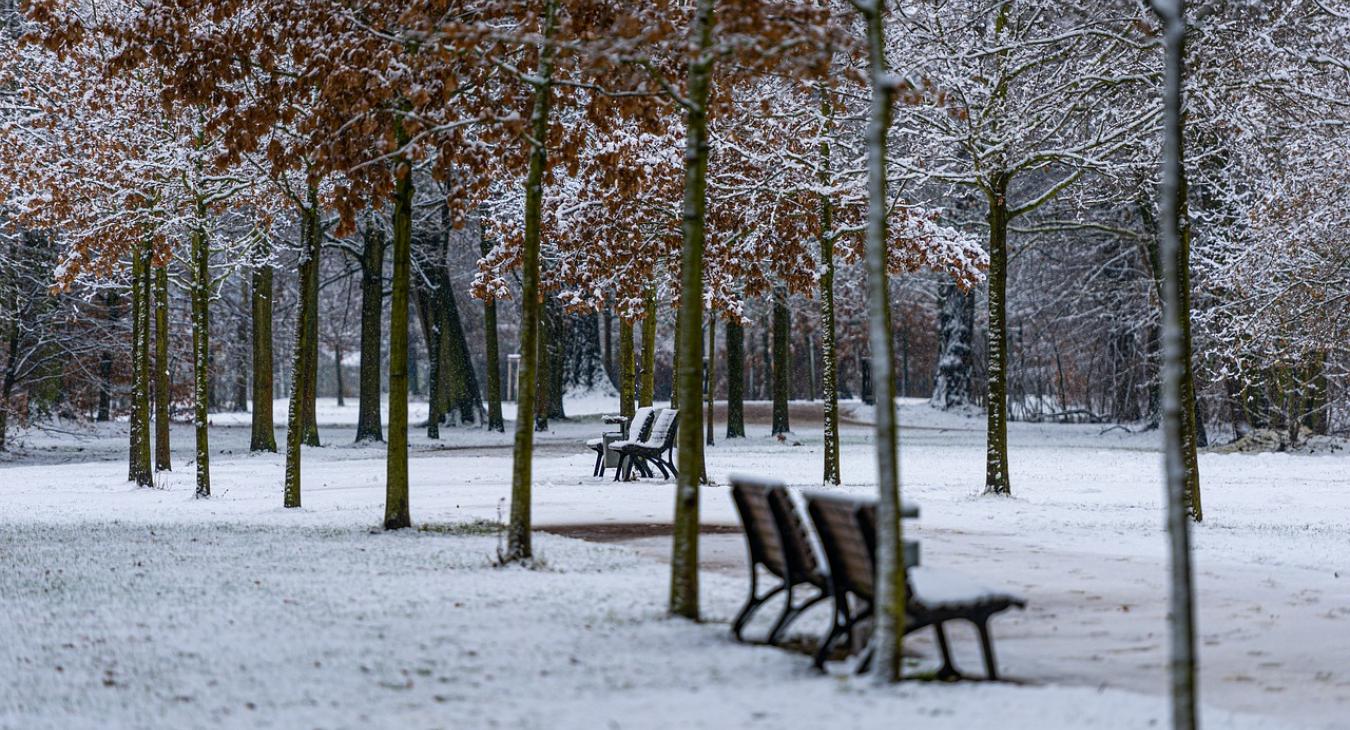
[592,449,604,477]
[813,599,850,671]
[613,454,628,482]
[975,617,999,680]
[768,587,827,646]
[732,572,785,643]
[933,622,960,681]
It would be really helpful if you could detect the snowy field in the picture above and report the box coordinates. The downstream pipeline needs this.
[2,397,1347,729]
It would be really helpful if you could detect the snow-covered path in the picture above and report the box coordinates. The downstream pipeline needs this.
[2,398,1347,728]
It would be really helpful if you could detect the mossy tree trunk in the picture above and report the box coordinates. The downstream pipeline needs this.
[619,318,635,419]
[283,194,321,509]
[154,263,174,468]
[670,0,714,621]
[1155,2,1199,724]
[299,193,321,447]
[505,0,557,563]
[817,89,840,484]
[129,240,153,487]
[856,0,906,683]
[189,221,211,499]
[983,175,1012,496]
[385,124,414,531]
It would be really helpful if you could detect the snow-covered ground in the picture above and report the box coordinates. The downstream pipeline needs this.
[2,396,1347,729]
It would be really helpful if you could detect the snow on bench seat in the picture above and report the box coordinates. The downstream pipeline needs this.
[909,566,1025,612]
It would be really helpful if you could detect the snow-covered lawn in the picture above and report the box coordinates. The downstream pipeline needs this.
[2,398,1346,729]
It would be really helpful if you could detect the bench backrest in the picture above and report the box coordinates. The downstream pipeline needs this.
[730,477,826,587]
[730,478,789,578]
[805,493,874,603]
[645,408,678,447]
[630,407,657,441]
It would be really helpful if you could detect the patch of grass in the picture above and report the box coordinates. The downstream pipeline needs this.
[417,519,504,537]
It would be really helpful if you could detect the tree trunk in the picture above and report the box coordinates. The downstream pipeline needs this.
[670,0,714,621]
[155,263,175,467]
[98,290,118,423]
[1155,3,1199,725]
[480,218,504,433]
[232,282,250,412]
[189,222,211,498]
[705,315,715,447]
[129,240,153,487]
[771,285,790,435]
[817,89,840,484]
[533,299,552,432]
[420,284,444,439]
[355,219,385,442]
[984,175,1012,496]
[299,197,321,447]
[619,318,635,419]
[932,280,975,409]
[1303,351,1329,436]
[858,0,906,682]
[602,305,615,388]
[725,316,745,438]
[385,128,414,531]
[505,0,557,563]
[640,287,657,407]
[1176,182,1203,517]
[249,253,276,453]
[283,195,321,509]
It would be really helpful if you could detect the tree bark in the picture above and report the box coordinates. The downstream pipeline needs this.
[817,88,840,484]
[771,284,791,435]
[155,263,175,467]
[299,195,322,447]
[505,0,557,563]
[858,0,906,683]
[670,0,714,621]
[385,125,414,531]
[98,290,118,423]
[984,175,1012,496]
[619,317,635,419]
[640,286,657,407]
[283,194,321,509]
[355,219,385,443]
[129,240,153,487]
[705,315,715,447]
[932,280,975,409]
[480,218,504,433]
[725,316,745,438]
[189,221,211,499]
[1155,2,1199,725]
[249,251,276,453]
[232,282,250,412]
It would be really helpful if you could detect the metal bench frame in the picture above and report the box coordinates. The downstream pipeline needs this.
[729,478,829,645]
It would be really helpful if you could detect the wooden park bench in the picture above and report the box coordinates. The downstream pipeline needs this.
[588,407,655,478]
[612,408,679,481]
[728,477,830,645]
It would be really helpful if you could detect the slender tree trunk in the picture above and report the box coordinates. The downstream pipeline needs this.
[155,264,174,467]
[705,315,715,447]
[249,252,276,453]
[670,0,714,621]
[984,176,1012,496]
[932,280,975,409]
[233,282,250,412]
[506,0,557,562]
[300,196,321,447]
[98,290,118,423]
[356,220,385,442]
[129,240,153,487]
[725,316,745,438]
[1155,2,1199,725]
[283,195,321,509]
[771,285,790,435]
[857,0,906,683]
[423,283,444,439]
[1176,185,1203,519]
[640,287,657,407]
[817,89,840,484]
[385,126,414,531]
[533,300,551,432]
[334,345,346,406]
[619,318,635,419]
[480,218,504,433]
[189,222,211,498]
[0,305,17,452]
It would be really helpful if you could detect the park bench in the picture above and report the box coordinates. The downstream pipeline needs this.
[858,499,1025,679]
[612,408,679,481]
[588,407,655,478]
[728,477,830,645]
